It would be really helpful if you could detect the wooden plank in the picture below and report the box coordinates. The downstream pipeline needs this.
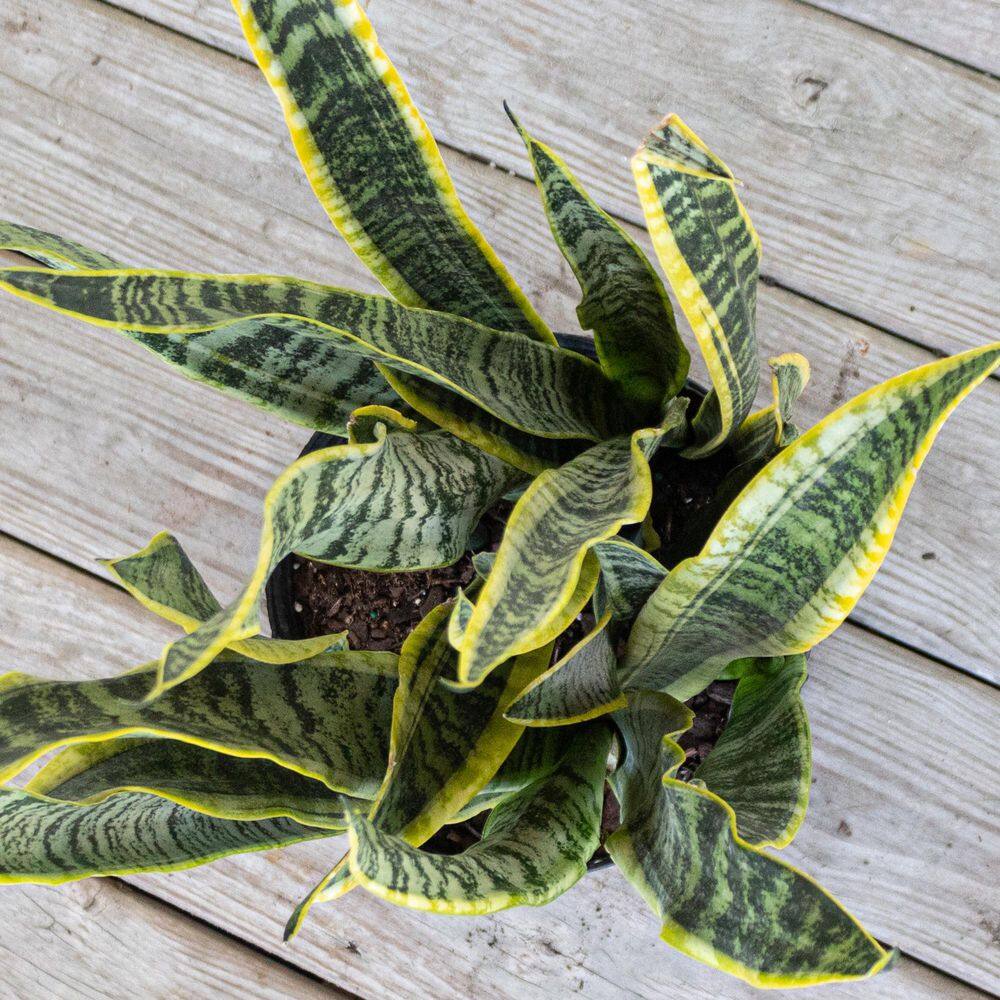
[805,0,1000,76]
[1,0,997,680]
[108,0,1000,358]
[1,879,346,999]
[0,533,996,995]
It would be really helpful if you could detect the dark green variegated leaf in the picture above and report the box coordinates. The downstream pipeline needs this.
[693,655,810,848]
[285,598,551,937]
[509,109,688,407]
[0,651,397,798]
[232,0,553,343]
[0,787,327,885]
[607,692,892,987]
[0,268,636,471]
[505,612,625,726]
[729,353,810,465]
[593,538,667,629]
[104,531,346,664]
[347,722,612,914]
[0,222,399,436]
[28,738,359,830]
[622,342,1000,697]
[113,405,520,695]
[452,399,688,687]
[632,116,760,457]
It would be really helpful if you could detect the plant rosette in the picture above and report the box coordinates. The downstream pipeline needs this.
[0,0,996,990]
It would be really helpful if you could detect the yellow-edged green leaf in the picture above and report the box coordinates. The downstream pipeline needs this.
[632,116,760,457]
[509,108,688,407]
[452,399,688,687]
[0,650,397,798]
[730,353,810,465]
[0,222,400,436]
[592,538,667,629]
[28,738,359,830]
[118,405,521,694]
[505,611,626,726]
[693,655,810,848]
[622,342,1000,697]
[232,0,553,343]
[0,787,328,885]
[607,692,892,988]
[0,268,636,471]
[284,598,551,936]
[104,531,346,664]
[346,722,612,914]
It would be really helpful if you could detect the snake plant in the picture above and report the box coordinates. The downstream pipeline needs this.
[0,0,996,989]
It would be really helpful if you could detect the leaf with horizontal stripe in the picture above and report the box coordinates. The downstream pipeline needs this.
[632,116,760,457]
[347,722,611,914]
[452,399,689,687]
[104,531,346,664]
[0,787,328,885]
[607,692,891,987]
[592,538,667,631]
[0,267,637,470]
[622,342,1000,697]
[730,353,810,465]
[693,655,810,848]
[232,0,552,343]
[284,598,551,936]
[505,612,625,726]
[0,222,400,436]
[28,738,361,830]
[0,650,397,798]
[135,405,521,693]
[509,108,688,408]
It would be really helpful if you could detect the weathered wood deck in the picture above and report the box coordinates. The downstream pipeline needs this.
[0,0,997,996]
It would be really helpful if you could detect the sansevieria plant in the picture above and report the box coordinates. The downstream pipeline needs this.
[0,0,996,989]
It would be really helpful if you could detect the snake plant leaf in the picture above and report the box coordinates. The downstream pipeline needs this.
[592,538,667,628]
[607,692,891,987]
[452,398,689,687]
[693,655,810,848]
[28,738,360,830]
[505,612,626,726]
[730,353,810,465]
[104,531,346,664]
[283,599,552,937]
[509,108,688,408]
[346,722,612,914]
[632,116,760,457]
[0,269,637,463]
[0,222,400,436]
[0,787,328,885]
[0,651,397,798]
[232,0,553,344]
[140,406,522,694]
[622,342,1000,697]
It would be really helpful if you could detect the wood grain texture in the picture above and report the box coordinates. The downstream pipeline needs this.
[805,0,1000,75]
[1,0,996,680]
[0,533,996,995]
[109,0,1000,359]
[0,877,345,999]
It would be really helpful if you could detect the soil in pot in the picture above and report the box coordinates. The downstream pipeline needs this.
[271,441,738,860]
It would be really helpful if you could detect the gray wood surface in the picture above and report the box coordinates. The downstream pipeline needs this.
[0,0,997,996]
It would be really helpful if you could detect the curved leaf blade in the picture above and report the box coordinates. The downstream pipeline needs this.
[454,400,688,687]
[632,116,760,456]
[505,612,625,726]
[347,723,611,914]
[0,268,633,455]
[29,738,359,830]
[693,655,810,848]
[231,0,553,343]
[0,787,327,885]
[608,692,892,988]
[509,108,688,406]
[0,651,397,798]
[0,222,399,435]
[622,342,1000,695]
[593,538,667,629]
